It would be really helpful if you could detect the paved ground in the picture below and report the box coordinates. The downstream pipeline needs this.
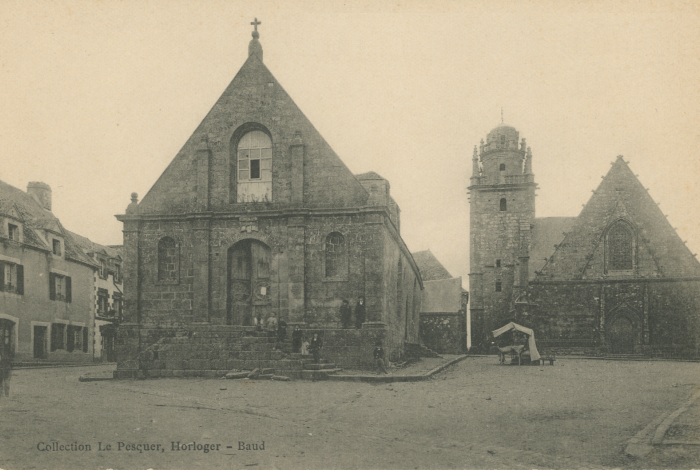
[1,356,699,470]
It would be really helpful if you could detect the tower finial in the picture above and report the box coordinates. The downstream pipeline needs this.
[501,107,504,124]
[248,17,263,61]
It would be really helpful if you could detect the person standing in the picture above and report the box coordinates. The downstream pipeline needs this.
[373,341,388,374]
[339,299,352,329]
[354,297,366,329]
[309,333,323,364]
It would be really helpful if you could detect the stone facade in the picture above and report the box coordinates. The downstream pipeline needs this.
[115,30,422,375]
[469,124,700,356]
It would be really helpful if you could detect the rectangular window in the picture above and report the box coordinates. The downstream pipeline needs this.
[99,259,108,279]
[49,273,71,302]
[496,259,501,268]
[8,224,19,241]
[0,262,24,295]
[52,239,62,256]
[97,288,109,314]
[51,323,66,351]
[495,281,502,292]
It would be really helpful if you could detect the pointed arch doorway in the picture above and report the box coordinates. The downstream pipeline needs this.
[227,239,272,326]
[607,308,641,354]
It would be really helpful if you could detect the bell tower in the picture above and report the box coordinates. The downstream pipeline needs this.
[468,123,536,349]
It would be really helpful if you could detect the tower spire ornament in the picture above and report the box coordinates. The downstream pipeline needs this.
[501,107,504,124]
[248,17,263,61]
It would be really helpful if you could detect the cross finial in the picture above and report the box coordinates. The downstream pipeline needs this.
[251,18,261,32]
[501,107,504,124]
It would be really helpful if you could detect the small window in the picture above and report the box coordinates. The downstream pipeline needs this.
[500,135,506,145]
[49,273,72,302]
[158,237,179,282]
[496,259,501,268]
[8,224,19,241]
[52,239,62,256]
[499,163,506,171]
[0,262,24,295]
[500,198,507,211]
[115,264,121,283]
[495,281,502,292]
[51,323,66,351]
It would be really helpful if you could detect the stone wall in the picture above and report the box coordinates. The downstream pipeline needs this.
[419,312,466,354]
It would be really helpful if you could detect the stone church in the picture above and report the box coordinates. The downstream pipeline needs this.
[114,24,422,376]
[469,123,700,356]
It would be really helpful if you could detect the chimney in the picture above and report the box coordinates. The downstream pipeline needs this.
[27,182,52,211]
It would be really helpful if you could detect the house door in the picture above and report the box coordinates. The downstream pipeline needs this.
[0,319,14,359]
[34,326,47,359]
[227,240,272,326]
[608,316,636,354]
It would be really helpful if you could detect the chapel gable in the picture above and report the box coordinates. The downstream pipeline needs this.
[536,156,700,280]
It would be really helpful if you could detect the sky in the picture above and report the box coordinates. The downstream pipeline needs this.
[1,0,699,285]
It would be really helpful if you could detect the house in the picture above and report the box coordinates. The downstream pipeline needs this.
[114,23,423,376]
[0,181,96,363]
[469,123,700,356]
[70,233,123,362]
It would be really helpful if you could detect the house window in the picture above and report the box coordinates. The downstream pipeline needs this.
[607,221,634,271]
[158,237,179,282]
[500,198,507,211]
[236,130,272,203]
[112,293,122,319]
[49,273,72,302]
[99,259,107,279]
[325,232,347,278]
[0,262,23,295]
[8,224,19,241]
[495,280,502,292]
[51,323,66,351]
[97,288,109,314]
[52,239,62,256]
[67,325,83,353]
[496,259,501,268]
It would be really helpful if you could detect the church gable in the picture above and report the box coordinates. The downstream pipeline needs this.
[537,156,700,280]
[139,38,369,214]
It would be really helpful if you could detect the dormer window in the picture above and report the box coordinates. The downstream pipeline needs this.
[8,224,19,241]
[52,239,62,256]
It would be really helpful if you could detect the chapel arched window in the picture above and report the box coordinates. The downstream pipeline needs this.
[236,130,272,203]
[158,237,179,283]
[607,221,634,271]
[325,232,347,278]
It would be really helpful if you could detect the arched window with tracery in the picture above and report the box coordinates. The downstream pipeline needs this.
[607,221,634,271]
[158,237,179,282]
[235,130,272,203]
[325,232,347,278]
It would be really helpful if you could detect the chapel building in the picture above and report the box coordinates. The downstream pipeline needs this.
[115,25,422,375]
[469,123,700,356]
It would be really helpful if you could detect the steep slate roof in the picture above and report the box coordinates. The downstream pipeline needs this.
[68,230,123,261]
[529,217,576,279]
[412,250,454,281]
[0,180,95,266]
[138,42,371,213]
[536,157,700,280]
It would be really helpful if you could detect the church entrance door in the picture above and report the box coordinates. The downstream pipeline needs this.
[608,315,636,354]
[227,240,272,326]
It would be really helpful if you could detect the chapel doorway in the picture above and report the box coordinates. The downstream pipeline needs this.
[227,239,272,326]
[608,315,637,354]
